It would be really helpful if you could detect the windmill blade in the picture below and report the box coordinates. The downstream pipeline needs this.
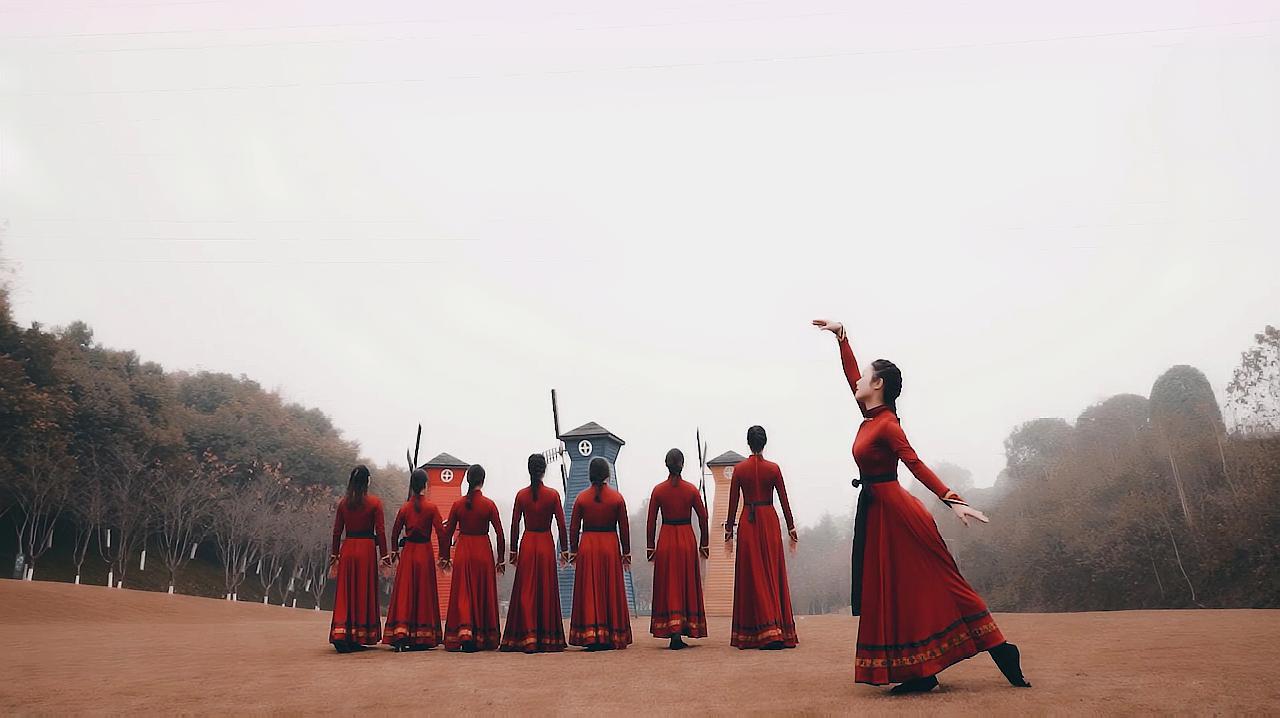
[551,390,569,495]
[405,449,413,473]
[412,424,422,469]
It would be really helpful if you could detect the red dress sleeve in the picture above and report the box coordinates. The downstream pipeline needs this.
[838,336,870,418]
[617,494,631,556]
[443,502,459,558]
[882,419,953,500]
[774,466,796,532]
[568,497,583,554]
[373,499,388,557]
[725,469,742,533]
[554,494,568,551]
[431,506,447,562]
[692,485,710,547]
[390,505,406,549]
[509,493,523,557]
[490,500,506,560]
[330,500,345,555]
[645,486,660,551]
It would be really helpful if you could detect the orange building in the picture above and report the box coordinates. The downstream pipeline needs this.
[703,450,746,618]
[423,452,469,622]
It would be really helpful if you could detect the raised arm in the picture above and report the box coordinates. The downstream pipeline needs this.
[330,500,345,556]
[490,501,506,560]
[373,501,388,558]
[814,319,869,417]
[645,487,660,551]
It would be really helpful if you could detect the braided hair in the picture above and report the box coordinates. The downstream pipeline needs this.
[746,425,768,454]
[345,465,370,509]
[871,359,903,417]
[409,468,427,513]
[665,448,684,476]
[465,464,485,509]
[527,453,547,501]
[588,457,610,503]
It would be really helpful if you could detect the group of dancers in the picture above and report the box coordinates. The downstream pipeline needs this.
[326,320,1031,693]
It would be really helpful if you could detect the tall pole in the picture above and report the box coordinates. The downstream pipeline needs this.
[551,390,569,496]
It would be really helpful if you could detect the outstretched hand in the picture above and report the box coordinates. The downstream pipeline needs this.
[811,318,844,337]
[951,504,990,527]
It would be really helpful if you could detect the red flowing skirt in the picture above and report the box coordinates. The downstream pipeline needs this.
[855,481,1005,684]
[382,540,442,647]
[568,532,633,648]
[329,537,381,645]
[501,531,567,652]
[444,534,501,651]
[650,524,707,638]
[730,505,797,648]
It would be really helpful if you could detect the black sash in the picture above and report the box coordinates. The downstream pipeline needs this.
[402,535,430,544]
[662,518,692,526]
[583,525,615,532]
[346,531,375,539]
[746,500,772,524]
[850,474,898,616]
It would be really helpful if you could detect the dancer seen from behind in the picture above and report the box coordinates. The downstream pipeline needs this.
[813,318,1031,693]
[724,425,799,649]
[382,468,446,652]
[646,448,710,649]
[328,464,388,653]
[500,454,570,653]
[568,457,634,651]
[442,464,506,652]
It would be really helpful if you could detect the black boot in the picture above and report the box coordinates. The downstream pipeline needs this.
[989,642,1032,687]
[668,636,688,650]
[761,640,785,651]
[461,640,479,653]
[889,676,939,694]
[333,642,352,654]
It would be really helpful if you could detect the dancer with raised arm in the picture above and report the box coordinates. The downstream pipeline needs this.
[442,464,506,652]
[500,454,570,653]
[646,448,710,649]
[328,465,388,653]
[724,425,799,650]
[567,457,633,651]
[813,318,1031,693]
[382,468,446,652]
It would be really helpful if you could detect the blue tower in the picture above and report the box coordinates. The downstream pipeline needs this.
[557,421,637,618]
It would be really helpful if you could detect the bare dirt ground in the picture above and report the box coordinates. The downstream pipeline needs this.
[1,581,1276,716]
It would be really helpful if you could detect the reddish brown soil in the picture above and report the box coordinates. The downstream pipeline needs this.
[1,581,1276,715]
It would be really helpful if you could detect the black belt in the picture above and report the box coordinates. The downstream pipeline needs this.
[402,535,430,544]
[662,518,692,526]
[583,525,615,532]
[460,530,489,536]
[850,474,897,616]
[746,500,772,524]
[346,531,375,539]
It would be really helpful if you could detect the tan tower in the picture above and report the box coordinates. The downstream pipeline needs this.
[703,450,746,618]
[423,452,469,622]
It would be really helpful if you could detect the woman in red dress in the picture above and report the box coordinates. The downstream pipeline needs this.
[500,454,569,653]
[568,457,633,651]
[442,464,506,652]
[813,318,1031,693]
[328,465,387,653]
[646,448,710,649]
[382,468,447,652]
[724,426,799,649]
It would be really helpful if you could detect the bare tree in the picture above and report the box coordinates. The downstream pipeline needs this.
[211,463,289,600]
[70,476,105,584]
[10,438,75,580]
[94,446,157,587]
[154,451,226,594]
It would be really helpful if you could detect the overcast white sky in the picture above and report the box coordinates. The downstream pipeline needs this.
[1,0,1277,526]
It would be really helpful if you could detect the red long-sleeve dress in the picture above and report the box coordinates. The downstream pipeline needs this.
[501,484,569,653]
[725,455,798,648]
[443,490,506,651]
[836,335,1005,684]
[568,485,633,649]
[646,477,710,639]
[329,494,387,647]
[382,496,446,648]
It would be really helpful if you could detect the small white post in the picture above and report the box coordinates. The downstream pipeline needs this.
[24,567,33,581]
[232,592,238,601]
[107,570,114,587]
[117,580,123,589]
[139,550,146,572]
[291,598,297,608]
[74,574,81,585]
[168,584,175,595]
[189,544,198,559]
[262,596,269,604]
[314,605,320,611]
[225,593,231,600]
